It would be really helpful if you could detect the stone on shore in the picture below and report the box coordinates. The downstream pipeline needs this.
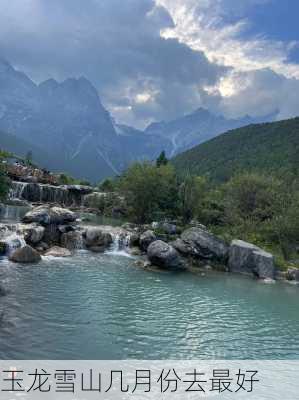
[175,227,229,263]
[9,245,42,264]
[45,246,72,257]
[147,240,185,271]
[229,240,276,279]
[140,230,156,251]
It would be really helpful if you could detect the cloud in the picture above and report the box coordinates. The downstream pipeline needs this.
[0,0,298,126]
[0,0,225,128]
[218,68,299,120]
[157,0,299,120]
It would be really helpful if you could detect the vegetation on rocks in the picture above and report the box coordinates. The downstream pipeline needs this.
[0,150,10,200]
[105,154,299,269]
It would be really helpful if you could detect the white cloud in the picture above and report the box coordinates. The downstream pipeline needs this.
[157,0,299,119]
[157,0,299,80]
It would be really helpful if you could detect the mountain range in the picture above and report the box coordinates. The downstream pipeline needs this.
[0,59,273,181]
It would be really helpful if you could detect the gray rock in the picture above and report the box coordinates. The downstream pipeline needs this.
[9,245,42,264]
[140,230,156,251]
[129,233,140,247]
[45,246,72,257]
[178,227,229,262]
[23,206,76,226]
[35,241,50,252]
[229,240,276,279]
[61,231,83,250]
[58,225,76,234]
[43,224,61,245]
[84,227,113,249]
[286,268,299,282]
[161,222,177,235]
[22,224,45,244]
[147,240,185,271]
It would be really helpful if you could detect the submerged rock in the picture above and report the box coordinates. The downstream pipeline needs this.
[147,240,185,271]
[45,246,72,257]
[228,240,276,279]
[88,246,106,253]
[9,245,42,264]
[175,227,229,263]
[140,230,156,251]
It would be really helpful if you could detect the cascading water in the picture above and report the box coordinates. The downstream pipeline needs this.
[9,182,27,200]
[4,233,26,254]
[107,232,132,257]
[0,224,26,255]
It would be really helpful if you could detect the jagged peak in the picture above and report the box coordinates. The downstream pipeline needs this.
[39,78,59,90]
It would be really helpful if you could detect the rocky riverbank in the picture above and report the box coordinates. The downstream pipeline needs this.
[0,204,298,285]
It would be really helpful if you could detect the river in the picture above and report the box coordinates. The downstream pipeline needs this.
[0,243,298,359]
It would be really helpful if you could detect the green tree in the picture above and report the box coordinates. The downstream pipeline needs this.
[178,174,207,223]
[98,178,116,192]
[156,150,168,167]
[120,162,177,223]
[222,173,282,225]
[25,150,33,166]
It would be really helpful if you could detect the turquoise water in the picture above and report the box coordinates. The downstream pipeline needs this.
[0,250,298,360]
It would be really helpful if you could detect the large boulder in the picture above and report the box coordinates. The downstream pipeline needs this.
[61,231,83,250]
[9,245,42,264]
[23,206,76,226]
[229,240,276,279]
[140,230,156,251]
[84,227,113,249]
[147,240,185,271]
[45,246,72,257]
[175,227,229,263]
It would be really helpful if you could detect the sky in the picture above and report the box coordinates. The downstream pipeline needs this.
[0,0,298,128]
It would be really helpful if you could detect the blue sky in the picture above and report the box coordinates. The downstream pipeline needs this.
[241,0,299,62]
[0,0,298,127]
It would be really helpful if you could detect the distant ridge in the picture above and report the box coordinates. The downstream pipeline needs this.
[172,117,299,182]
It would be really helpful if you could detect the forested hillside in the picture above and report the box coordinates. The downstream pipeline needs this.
[173,118,299,182]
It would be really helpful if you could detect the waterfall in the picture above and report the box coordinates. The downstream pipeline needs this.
[107,232,132,257]
[0,227,26,255]
[0,204,29,223]
[5,233,26,254]
[9,182,27,200]
[73,233,84,250]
